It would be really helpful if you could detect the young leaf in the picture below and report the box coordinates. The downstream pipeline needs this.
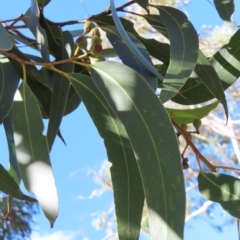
[198,171,240,218]
[195,50,228,119]
[105,26,157,90]
[167,101,219,125]
[12,82,59,227]
[213,0,235,25]
[47,31,74,151]
[109,0,164,84]
[0,23,13,51]
[90,61,185,239]
[0,164,36,202]
[69,73,144,240]
[0,58,19,124]
[152,6,198,103]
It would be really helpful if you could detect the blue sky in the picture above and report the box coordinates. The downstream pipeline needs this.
[1,0,240,239]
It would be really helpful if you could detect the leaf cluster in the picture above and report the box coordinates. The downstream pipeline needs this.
[0,0,239,239]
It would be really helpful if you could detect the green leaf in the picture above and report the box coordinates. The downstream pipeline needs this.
[63,85,81,116]
[37,0,51,8]
[198,171,240,218]
[12,82,59,227]
[166,101,219,125]
[213,0,235,24]
[0,58,19,124]
[90,61,185,239]
[134,0,148,11]
[153,6,198,103]
[109,0,164,84]
[105,26,157,90]
[0,164,36,202]
[39,12,60,55]
[172,28,240,105]
[142,14,168,38]
[140,38,170,65]
[24,1,50,61]
[0,23,13,51]
[7,47,53,118]
[3,110,21,184]
[97,16,170,65]
[47,31,74,151]
[195,50,228,119]
[69,73,144,240]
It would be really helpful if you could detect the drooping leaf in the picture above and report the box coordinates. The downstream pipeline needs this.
[63,85,81,116]
[133,0,148,12]
[109,0,164,84]
[195,50,228,119]
[7,47,53,118]
[12,82,59,226]
[37,0,51,8]
[69,73,144,240]
[198,171,240,218]
[39,12,60,55]
[47,31,74,151]
[213,0,235,25]
[0,164,36,202]
[0,23,13,51]
[105,26,157,90]
[167,101,219,125]
[172,28,240,105]
[142,14,168,38]
[24,1,50,61]
[3,110,21,184]
[0,58,19,124]
[152,6,198,103]
[90,61,185,239]
[97,16,170,65]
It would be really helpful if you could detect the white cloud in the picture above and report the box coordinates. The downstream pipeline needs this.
[31,231,86,240]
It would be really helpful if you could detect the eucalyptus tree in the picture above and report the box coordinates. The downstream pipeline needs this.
[0,0,239,240]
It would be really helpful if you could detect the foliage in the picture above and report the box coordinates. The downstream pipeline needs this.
[0,0,239,239]
[0,194,38,240]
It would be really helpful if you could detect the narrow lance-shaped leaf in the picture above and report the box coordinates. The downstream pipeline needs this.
[110,0,164,86]
[97,16,170,65]
[195,50,228,119]
[152,6,198,103]
[91,61,185,239]
[167,101,219,125]
[198,171,240,218]
[0,58,19,124]
[213,0,235,25]
[7,46,53,118]
[69,73,144,240]
[47,31,74,151]
[133,0,148,12]
[3,110,21,184]
[24,0,50,61]
[172,28,240,105]
[12,82,59,227]
[105,26,157,90]
[0,23,13,51]
[0,164,36,202]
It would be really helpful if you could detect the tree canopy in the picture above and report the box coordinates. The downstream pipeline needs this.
[0,0,240,239]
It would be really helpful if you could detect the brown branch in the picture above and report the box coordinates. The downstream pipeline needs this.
[171,118,216,172]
